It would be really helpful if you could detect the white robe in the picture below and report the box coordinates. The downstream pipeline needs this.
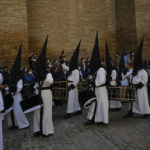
[67,69,81,114]
[121,69,133,86]
[88,68,109,123]
[34,73,54,135]
[0,73,4,150]
[8,79,29,129]
[61,63,81,114]
[132,69,150,114]
[109,70,122,109]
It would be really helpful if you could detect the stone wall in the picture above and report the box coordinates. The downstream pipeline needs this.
[114,0,137,54]
[135,0,150,60]
[0,0,29,67]
[0,0,149,67]
[26,0,117,60]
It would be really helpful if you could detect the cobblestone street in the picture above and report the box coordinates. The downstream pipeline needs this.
[3,103,150,150]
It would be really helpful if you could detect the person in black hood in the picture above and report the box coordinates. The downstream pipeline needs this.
[61,40,82,119]
[33,36,54,137]
[7,43,30,129]
[128,36,150,118]
[84,33,109,125]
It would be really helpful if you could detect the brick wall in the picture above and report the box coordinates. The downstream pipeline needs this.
[135,0,150,60]
[0,0,149,67]
[26,0,117,60]
[0,0,29,67]
[114,0,137,54]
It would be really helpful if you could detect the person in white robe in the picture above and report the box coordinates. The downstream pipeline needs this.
[0,73,4,150]
[84,33,109,125]
[109,69,122,109]
[94,68,109,124]
[7,79,30,129]
[7,43,29,129]
[61,41,82,119]
[33,73,54,136]
[125,35,150,118]
[132,69,150,117]
[33,35,54,137]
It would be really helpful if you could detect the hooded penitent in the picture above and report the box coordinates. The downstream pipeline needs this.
[68,40,81,74]
[35,35,48,82]
[133,35,145,72]
[90,32,102,75]
[9,43,22,89]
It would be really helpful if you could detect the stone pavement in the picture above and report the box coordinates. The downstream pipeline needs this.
[3,103,150,150]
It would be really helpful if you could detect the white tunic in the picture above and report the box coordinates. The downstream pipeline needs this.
[109,70,122,109]
[132,69,150,114]
[0,73,4,150]
[67,69,81,113]
[121,69,133,86]
[11,80,29,129]
[94,68,109,123]
[61,63,81,114]
[34,73,54,135]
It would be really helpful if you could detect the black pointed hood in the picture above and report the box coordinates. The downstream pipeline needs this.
[69,40,81,73]
[133,35,144,71]
[10,43,22,82]
[105,41,113,75]
[35,35,48,82]
[90,32,102,75]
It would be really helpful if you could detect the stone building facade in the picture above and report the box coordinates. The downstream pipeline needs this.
[0,0,149,66]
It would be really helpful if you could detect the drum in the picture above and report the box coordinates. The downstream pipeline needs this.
[107,86,136,101]
[20,95,42,114]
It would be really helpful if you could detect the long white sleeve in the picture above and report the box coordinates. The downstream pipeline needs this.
[16,79,23,93]
[67,69,80,87]
[111,70,117,81]
[44,73,53,84]
[0,92,4,112]
[72,70,80,87]
[0,73,3,85]
[95,68,106,87]
[62,63,69,72]
[132,69,148,85]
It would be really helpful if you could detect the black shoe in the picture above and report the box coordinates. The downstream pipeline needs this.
[42,134,53,138]
[110,108,121,112]
[64,114,72,119]
[75,110,82,115]
[123,112,133,118]
[96,122,108,125]
[115,108,121,111]
[83,120,94,126]
[142,114,149,118]
[9,126,18,130]
[21,125,30,130]
[33,131,42,137]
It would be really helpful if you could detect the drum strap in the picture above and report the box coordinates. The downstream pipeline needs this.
[39,81,43,134]
[91,100,97,122]
[11,110,15,127]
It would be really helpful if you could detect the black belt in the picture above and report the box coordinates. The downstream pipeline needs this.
[96,83,106,88]
[68,80,73,83]
[39,87,52,90]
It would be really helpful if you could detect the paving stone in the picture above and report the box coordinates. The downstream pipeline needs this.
[3,103,150,150]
